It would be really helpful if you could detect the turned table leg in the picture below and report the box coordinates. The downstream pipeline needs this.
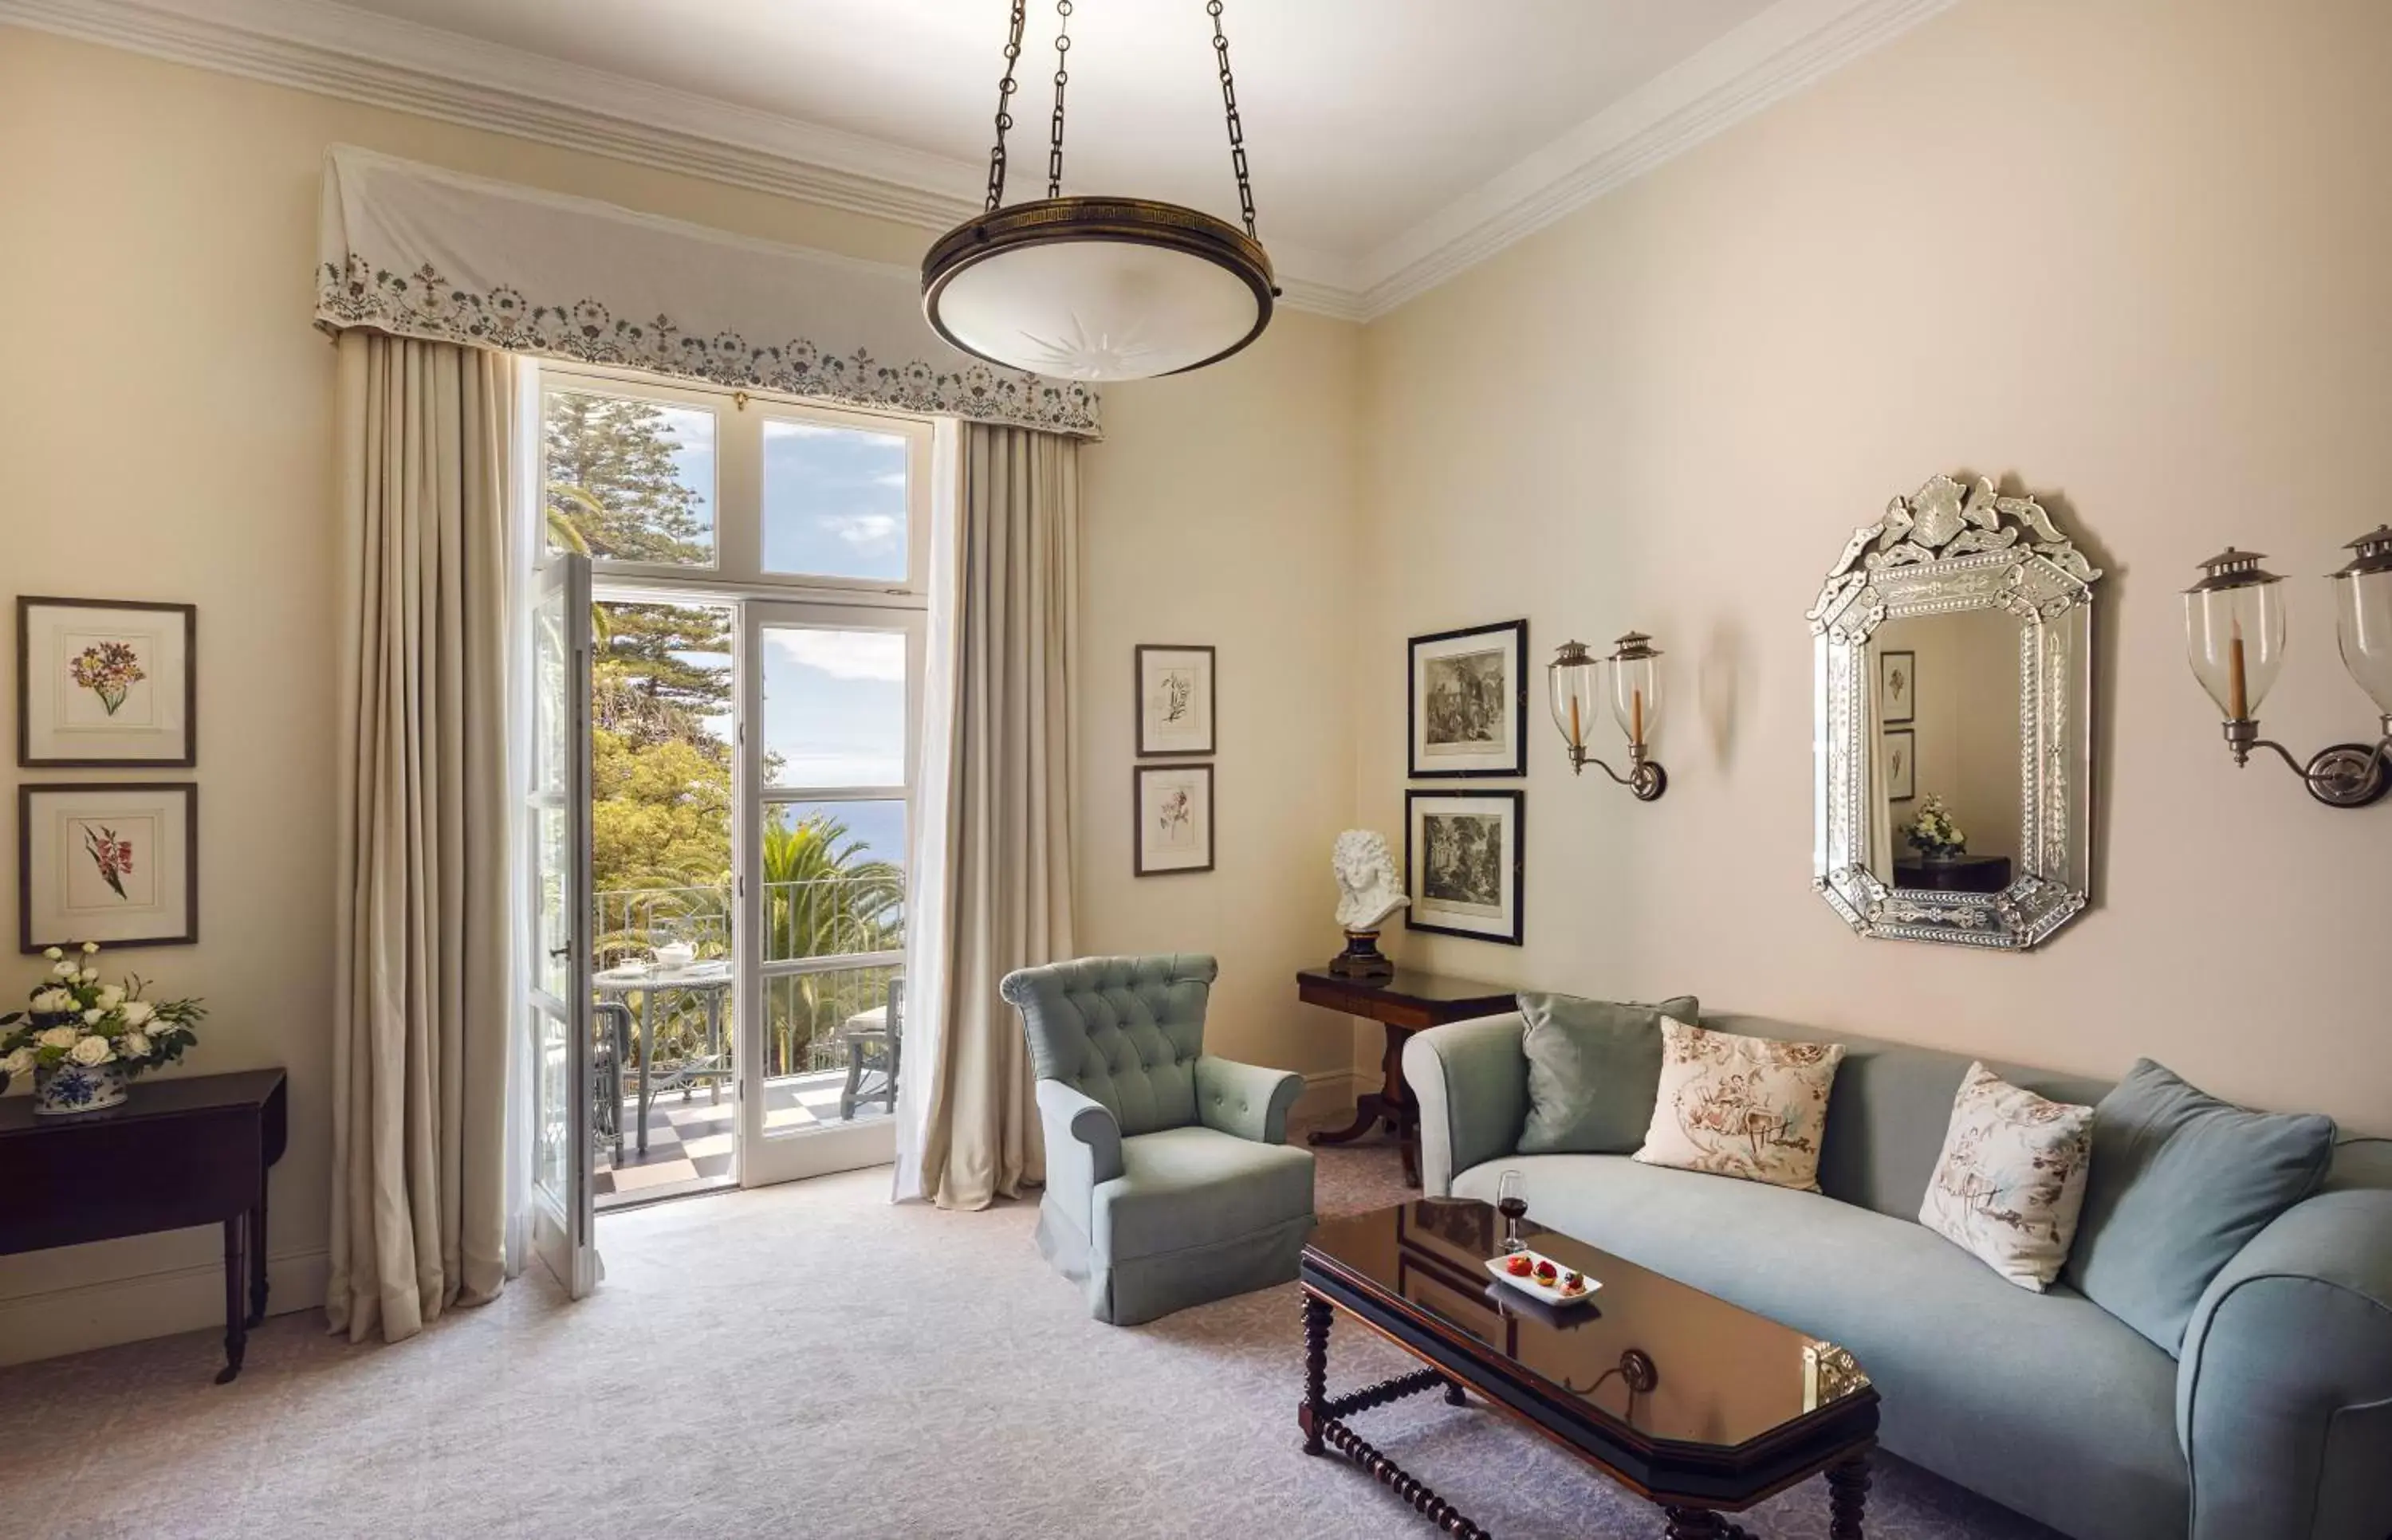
[1828,1451,1873,1538]
[214,1215,247,1385]
[1300,1291,1332,1455]
[1661,1508,1725,1539]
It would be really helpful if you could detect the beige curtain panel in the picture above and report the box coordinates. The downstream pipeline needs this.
[327,330,516,1343]
[913,424,1082,1211]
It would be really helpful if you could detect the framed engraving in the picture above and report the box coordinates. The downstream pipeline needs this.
[1134,763,1214,876]
[1135,644,1215,757]
[18,782,199,951]
[1878,649,1916,725]
[1408,620,1528,778]
[1404,788,1524,945]
[17,597,196,768]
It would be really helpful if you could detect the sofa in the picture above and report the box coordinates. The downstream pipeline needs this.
[1405,1010,2392,1540]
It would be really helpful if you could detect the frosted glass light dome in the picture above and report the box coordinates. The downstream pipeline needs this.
[923,198,1276,383]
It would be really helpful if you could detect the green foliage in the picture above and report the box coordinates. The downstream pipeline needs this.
[543,391,711,564]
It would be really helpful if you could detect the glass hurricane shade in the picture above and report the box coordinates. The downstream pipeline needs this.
[2185,555,2286,721]
[922,198,1275,382]
[1610,638,1663,749]
[1548,642,1601,755]
[1548,636,1662,754]
[2334,528,2392,717]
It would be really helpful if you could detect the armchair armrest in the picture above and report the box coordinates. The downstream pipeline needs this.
[1036,1081,1124,1229]
[1194,1055,1304,1145]
[1403,1013,1529,1197]
[2177,1164,2392,1540]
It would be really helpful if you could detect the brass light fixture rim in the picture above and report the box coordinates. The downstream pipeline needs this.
[2332,524,2392,579]
[921,195,1277,379]
[2185,546,2283,595]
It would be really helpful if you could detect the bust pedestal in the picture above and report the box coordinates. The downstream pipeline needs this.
[1328,929,1393,978]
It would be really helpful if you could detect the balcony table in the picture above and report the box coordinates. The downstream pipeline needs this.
[595,961,734,1157]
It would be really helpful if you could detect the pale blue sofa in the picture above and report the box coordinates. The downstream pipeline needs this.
[1003,954,1315,1326]
[1406,1010,2392,1540]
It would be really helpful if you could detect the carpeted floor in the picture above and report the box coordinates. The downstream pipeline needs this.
[0,1122,2059,1539]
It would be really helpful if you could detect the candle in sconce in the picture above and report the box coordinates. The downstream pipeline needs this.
[2228,621,2249,722]
[1631,687,1645,748]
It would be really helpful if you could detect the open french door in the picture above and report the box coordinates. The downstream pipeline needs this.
[527,550,600,1295]
[734,599,923,1186]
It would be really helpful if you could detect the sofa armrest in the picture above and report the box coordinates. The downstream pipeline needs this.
[1403,1013,1528,1197]
[2176,1176,2392,1540]
[1194,1055,1304,1145]
[1037,1080,1124,1228]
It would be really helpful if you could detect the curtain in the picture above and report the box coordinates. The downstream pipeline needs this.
[895,423,1080,1210]
[327,330,517,1343]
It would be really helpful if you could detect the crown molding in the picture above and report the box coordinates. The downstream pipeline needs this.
[1353,0,1960,318]
[2,0,1953,328]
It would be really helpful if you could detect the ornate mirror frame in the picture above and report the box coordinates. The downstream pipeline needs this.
[1808,475,2101,951]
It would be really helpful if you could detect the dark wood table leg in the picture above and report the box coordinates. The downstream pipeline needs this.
[1308,1022,1410,1154]
[1299,1291,1331,1455]
[1828,1451,1872,1538]
[1662,1508,1726,1539]
[246,1173,269,1327]
[214,1214,247,1385]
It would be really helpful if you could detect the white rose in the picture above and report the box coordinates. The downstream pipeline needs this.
[2,1047,32,1076]
[78,968,97,983]
[81,1008,106,1025]
[52,961,76,978]
[97,984,125,1009]
[42,946,62,961]
[37,1026,79,1050]
[81,942,99,955]
[120,1032,152,1060]
[69,1035,114,1067]
[120,1000,156,1027]
[30,988,73,1015]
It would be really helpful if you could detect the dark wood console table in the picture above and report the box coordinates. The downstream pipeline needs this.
[1892,854,2012,894]
[0,1068,288,1382]
[1297,968,1515,1187]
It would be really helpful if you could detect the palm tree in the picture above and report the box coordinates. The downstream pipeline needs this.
[761,812,903,1075]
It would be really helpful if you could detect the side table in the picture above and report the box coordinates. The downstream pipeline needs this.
[1296,968,1514,1186]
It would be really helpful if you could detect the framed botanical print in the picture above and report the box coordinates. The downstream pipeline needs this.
[1883,729,1918,803]
[1878,648,1916,725]
[17,597,197,767]
[18,783,199,951]
[1408,619,1527,778]
[1135,644,1215,756]
[1404,788,1524,945]
[1134,763,1214,876]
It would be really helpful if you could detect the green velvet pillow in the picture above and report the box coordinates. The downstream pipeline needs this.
[1514,993,1698,1155]
[2063,1059,2336,1356]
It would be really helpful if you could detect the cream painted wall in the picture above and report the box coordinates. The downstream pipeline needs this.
[1357,0,2392,1133]
[1078,312,1366,1106]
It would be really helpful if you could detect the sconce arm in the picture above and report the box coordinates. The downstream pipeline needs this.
[2225,721,2392,809]
[1566,744,1668,802]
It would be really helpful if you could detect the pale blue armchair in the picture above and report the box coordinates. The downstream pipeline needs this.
[1001,954,1315,1326]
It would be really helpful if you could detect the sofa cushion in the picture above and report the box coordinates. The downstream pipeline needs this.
[2065,1059,2336,1355]
[1918,1062,2095,1291]
[1635,1019,1844,1191]
[1454,1154,2187,1540]
[1514,992,1697,1155]
[1091,1126,1314,1263]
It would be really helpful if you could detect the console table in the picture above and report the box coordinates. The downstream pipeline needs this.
[1296,967,1515,1187]
[0,1068,287,1383]
[1892,854,2013,894]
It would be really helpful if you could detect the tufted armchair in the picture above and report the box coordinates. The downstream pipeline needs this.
[1000,953,1316,1326]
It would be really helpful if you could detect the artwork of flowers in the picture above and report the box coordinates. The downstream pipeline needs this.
[1135,645,1215,756]
[1134,764,1214,874]
[18,783,199,951]
[83,823,136,899]
[18,597,196,767]
[0,941,205,1114]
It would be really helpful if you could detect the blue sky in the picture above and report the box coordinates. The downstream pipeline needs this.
[762,420,907,580]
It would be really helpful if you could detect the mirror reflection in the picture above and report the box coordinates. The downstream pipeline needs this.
[1867,611,2022,896]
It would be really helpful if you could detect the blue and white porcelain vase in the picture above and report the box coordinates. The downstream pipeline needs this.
[32,1059,130,1115]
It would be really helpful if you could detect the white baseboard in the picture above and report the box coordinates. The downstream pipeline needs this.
[1294,1069,1367,1124]
[0,1248,329,1367]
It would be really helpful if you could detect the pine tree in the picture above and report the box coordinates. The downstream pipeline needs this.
[543,391,712,564]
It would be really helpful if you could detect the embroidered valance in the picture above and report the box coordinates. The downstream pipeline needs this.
[313,147,1100,438]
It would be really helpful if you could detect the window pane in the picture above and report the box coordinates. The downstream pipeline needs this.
[761,801,907,964]
[762,418,909,581]
[545,388,717,567]
[761,626,907,788]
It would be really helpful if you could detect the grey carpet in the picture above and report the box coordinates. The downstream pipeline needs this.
[0,1122,2059,1539]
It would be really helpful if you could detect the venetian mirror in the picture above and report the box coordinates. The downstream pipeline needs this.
[1809,475,2099,950]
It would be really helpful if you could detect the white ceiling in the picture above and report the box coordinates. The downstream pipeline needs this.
[325,0,1775,261]
[1,0,1956,315]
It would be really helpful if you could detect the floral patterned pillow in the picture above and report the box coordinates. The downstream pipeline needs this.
[1919,1063,2095,1291]
[1633,1019,1845,1191]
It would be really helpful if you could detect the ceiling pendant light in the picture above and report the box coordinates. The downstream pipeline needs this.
[923,0,1278,382]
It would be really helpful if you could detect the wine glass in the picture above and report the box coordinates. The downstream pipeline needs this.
[1496,1170,1528,1252]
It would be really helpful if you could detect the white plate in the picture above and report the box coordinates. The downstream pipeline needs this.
[1485,1249,1601,1307]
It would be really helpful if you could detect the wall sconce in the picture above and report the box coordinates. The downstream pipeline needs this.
[1548,631,1668,800]
[2183,527,2392,808]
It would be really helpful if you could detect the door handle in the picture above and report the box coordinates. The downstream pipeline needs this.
[548,945,572,960]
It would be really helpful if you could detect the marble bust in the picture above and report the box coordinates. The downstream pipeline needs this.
[1332,829,1409,933]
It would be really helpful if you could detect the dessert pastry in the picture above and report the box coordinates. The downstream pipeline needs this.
[1505,1254,1533,1277]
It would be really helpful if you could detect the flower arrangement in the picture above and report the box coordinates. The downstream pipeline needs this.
[69,640,146,715]
[1904,796,1968,859]
[0,943,203,1114]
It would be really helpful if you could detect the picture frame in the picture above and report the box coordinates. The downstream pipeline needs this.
[1134,763,1214,876]
[18,782,199,951]
[1883,729,1918,803]
[1408,619,1528,778]
[1135,644,1216,757]
[16,597,197,768]
[1878,648,1916,726]
[1403,788,1524,945]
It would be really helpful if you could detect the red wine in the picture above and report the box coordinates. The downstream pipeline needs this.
[1497,1197,1528,1220]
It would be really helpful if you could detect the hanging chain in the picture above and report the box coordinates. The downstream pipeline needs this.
[1209,0,1258,238]
[1046,0,1074,198]
[982,0,1027,212]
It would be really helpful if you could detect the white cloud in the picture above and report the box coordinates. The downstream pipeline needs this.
[769,628,906,682]
[871,471,907,489]
[824,513,903,551]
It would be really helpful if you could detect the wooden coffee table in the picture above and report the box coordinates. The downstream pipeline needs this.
[1299,1200,1879,1538]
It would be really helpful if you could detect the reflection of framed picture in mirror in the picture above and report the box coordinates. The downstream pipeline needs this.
[1883,729,1917,803]
[18,783,199,951]
[1409,620,1527,778]
[1134,763,1214,875]
[1878,649,1916,725]
[1135,644,1215,756]
[18,597,196,767]
[1404,788,1523,945]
